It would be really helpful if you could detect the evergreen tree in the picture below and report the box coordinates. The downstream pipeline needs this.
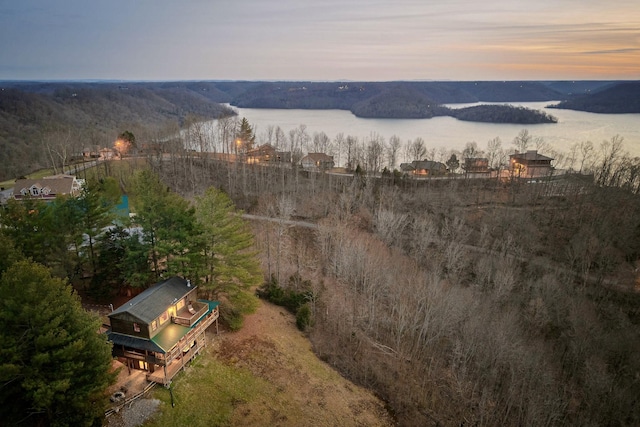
[236,117,256,152]
[0,198,50,264]
[195,187,261,328]
[0,231,22,275]
[0,260,115,426]
[446,153,460,173]
[75,178,119,276]
[129,170,202,286]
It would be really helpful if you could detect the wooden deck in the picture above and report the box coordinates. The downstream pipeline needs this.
[145,305,219,386]
[146,341,203,384]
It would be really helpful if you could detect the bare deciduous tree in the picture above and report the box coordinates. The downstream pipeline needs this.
[408,137,427,161]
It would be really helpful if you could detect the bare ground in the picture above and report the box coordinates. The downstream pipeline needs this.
[214,300,395,427]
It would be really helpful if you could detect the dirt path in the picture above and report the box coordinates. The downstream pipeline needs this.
[215,300,395,427]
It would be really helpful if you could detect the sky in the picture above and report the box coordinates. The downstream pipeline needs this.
[0,0,639,81]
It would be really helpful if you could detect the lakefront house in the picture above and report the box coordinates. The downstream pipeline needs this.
[107,276,219,386]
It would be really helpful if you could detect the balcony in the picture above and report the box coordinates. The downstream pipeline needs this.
[172,301,208,327]
[146,303,219,386]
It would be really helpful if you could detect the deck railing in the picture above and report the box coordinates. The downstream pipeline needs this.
[172,302,208,327]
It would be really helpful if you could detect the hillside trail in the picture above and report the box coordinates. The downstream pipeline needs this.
[215,299,395,427]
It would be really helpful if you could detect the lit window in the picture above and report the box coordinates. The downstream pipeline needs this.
[176,299,185,311]
[151,320,157,331]
[133,323,140,332]
[159,311,169,325]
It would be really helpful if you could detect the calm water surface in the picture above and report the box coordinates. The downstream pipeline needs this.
[220,102,640,160]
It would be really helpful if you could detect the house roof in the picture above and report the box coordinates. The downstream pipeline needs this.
[302,153,333,162]
[151,323,191,352]
[400,160,447,172]
[14,174,79,196]
[151,300,219,352]
[510,151,554,162]
[109,276,196,324]
[414,160,446,170]
[107,330,166,353]
[247,143,276,155]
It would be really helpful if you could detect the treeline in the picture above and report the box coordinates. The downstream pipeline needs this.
[550,81,640,113]
[452,104,558,124]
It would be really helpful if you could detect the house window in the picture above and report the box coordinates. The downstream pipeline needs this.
[151,320,157,332]
[133,322,140,332]
[176,299,185,311]
[30,187,39,196]
[159,311,169,325]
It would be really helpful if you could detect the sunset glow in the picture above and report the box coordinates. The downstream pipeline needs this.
[0,0,638,81]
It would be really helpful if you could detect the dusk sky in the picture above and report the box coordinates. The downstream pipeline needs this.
[1,0,638,81]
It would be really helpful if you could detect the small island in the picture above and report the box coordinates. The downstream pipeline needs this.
[450,104,558,124]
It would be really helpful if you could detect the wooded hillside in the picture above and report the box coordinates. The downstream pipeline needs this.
[0,83,235,181]
[550,81,640,113]
[150,155,640,427]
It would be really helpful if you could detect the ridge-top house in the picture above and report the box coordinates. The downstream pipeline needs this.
[301,153,335,171]
[463,157,491,177]
[107,276,219,386]
[399,160,447,177]
[13,174,83,202]
[509,150,554,178]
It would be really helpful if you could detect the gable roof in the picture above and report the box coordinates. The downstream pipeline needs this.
[14,174,80,197]
[109,276,196,324]
[510,151,554,162]
[414,160,446,170]
[401,160,446,170]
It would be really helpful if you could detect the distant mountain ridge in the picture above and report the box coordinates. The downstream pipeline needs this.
[549,82,640,114]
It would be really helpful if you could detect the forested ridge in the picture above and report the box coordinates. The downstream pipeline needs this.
[0,83,235,181]
[550,81,640,113]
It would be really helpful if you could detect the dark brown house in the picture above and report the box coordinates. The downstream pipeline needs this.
[509,150,554,178]
[246,144,291,164]
[107,276,219,386]
[463,158,491,176]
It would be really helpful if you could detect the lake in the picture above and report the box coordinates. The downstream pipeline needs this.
[211,102,640,166]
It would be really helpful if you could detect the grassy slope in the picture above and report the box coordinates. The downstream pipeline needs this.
[145,301,394,427]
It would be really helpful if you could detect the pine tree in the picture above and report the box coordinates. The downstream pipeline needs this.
[0,260,115,426]
[195,187,261,328]
[236,117,256,152]
[129,170,202,286]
